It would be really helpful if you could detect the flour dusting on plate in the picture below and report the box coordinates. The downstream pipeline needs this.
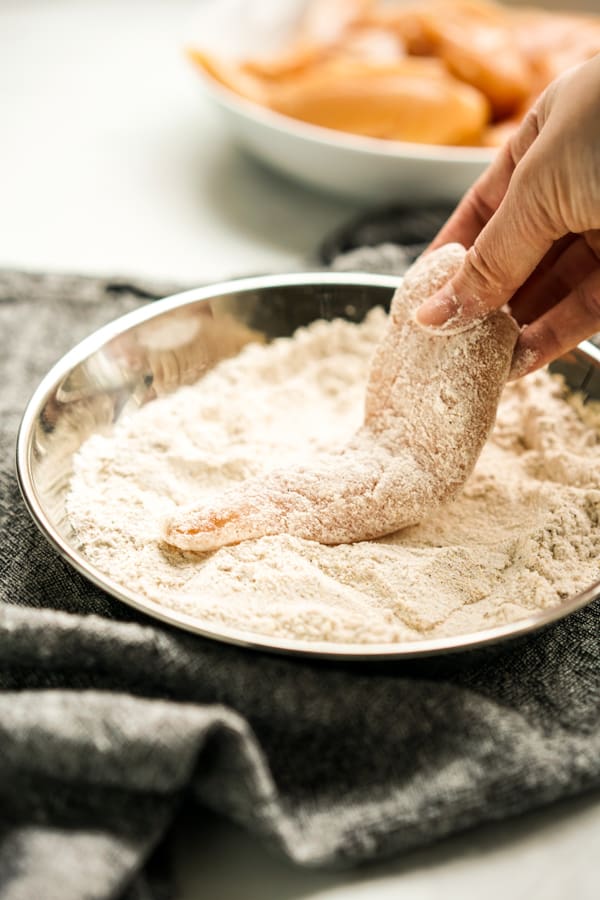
[67,309,600,644]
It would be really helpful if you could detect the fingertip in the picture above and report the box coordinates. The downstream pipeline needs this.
[414,288,486,335]
[507,342,542,381]
[414,287,460,328]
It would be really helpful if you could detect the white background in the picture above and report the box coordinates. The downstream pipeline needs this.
[0,0,361,284]
[2,1,599,897]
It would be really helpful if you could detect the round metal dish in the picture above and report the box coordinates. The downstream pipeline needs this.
[16,272,600,660]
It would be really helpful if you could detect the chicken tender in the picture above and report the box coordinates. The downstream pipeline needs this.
[164,244,518,551]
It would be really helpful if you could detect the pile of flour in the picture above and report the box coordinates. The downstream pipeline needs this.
[67,309,600,644]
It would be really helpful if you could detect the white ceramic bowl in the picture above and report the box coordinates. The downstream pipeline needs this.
[199,76,496,204]
[188,0,598,203]
[188,0,495,203]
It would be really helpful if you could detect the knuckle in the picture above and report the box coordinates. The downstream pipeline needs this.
[462,243,516,301]
[508,107,540,167]
[511,160,561,238]
[465,187,495,232]
[562,195,597,235]
[533,318,563,361]
[543,319,563,355]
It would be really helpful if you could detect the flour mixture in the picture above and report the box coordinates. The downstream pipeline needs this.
[67,309,600,644]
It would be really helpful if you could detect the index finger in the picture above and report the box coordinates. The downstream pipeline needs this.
[429,107,542,252]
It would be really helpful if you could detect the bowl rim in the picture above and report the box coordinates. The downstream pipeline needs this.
[193,62,498,165]
[16,271,600,660]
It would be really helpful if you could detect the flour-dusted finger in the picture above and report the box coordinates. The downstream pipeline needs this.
[510,266,600,378]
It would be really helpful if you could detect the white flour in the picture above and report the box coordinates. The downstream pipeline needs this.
[67,309,600,644]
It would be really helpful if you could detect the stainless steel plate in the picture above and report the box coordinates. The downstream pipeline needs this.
[16,273,600,660]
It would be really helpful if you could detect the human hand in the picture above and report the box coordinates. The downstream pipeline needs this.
[415,54,600,378]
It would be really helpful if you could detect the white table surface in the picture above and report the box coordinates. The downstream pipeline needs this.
[2,2,599,897]
[0,0,360,284]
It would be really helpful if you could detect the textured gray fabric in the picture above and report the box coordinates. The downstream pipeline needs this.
[1,263,599,900]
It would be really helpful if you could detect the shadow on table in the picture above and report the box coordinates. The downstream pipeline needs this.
[170,787,600,900]
[195,140,361,261]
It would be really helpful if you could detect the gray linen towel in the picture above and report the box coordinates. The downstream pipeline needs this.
[1,260,600,900]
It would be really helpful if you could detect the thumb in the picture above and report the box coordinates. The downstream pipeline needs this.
[416,161,559,331]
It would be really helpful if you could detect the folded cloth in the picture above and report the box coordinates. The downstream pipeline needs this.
[1,258,600,900]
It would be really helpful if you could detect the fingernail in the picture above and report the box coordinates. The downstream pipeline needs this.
[414,288,480,335]
[415,287,461,328]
